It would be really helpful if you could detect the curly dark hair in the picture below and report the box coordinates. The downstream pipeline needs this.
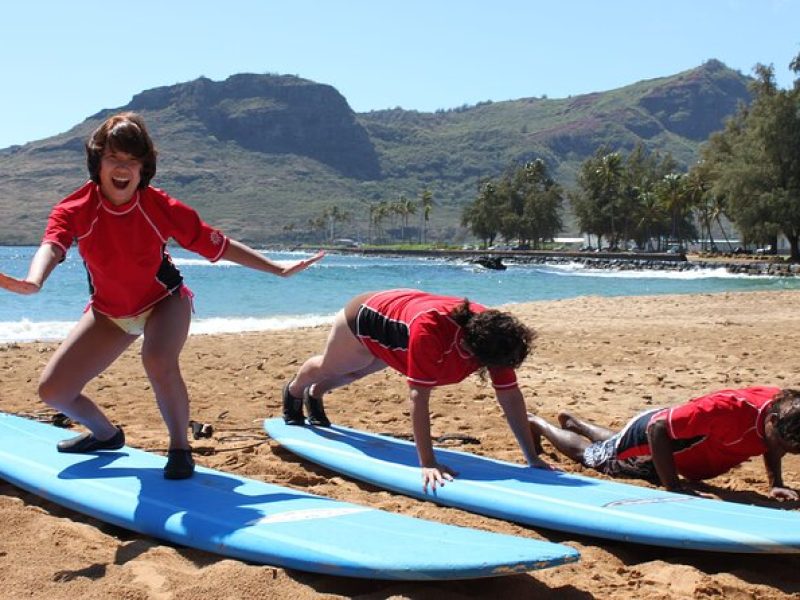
[86,112,157,189]
[449,299,536,369]
[772,389,800,447]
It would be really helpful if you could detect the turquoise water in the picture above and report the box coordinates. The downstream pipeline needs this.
[1,245,798,342]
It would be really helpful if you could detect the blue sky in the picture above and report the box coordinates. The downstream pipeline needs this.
[1,0,798,149]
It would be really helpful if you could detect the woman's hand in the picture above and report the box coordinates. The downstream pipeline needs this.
[0,272,41,295]
[274,250,326,277]
[421,462,458,493]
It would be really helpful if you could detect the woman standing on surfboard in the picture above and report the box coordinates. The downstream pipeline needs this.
[282,288,548,491]
[0,112,324,480]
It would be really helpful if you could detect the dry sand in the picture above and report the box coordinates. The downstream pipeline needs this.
[1,290,799,599]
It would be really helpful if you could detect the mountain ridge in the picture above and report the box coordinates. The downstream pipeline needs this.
[0,60,751,245]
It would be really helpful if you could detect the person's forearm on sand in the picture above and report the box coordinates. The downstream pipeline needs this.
[647,419,683,492]
[222,239,324,277]
[496,387,549,468]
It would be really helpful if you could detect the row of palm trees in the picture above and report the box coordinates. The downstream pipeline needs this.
[303,189,434,244]
[572,145,734,252]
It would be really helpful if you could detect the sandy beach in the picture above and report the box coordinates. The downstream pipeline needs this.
[2,290,800,599]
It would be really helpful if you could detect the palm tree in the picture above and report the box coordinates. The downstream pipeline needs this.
[307,216,326,242]
[372,202,390,243]
[361,200,378,244]
[656,173,694,246]
[419,188,434,244]
[595,152,623,247]
[323,205,351,241]
[392,195,416,241]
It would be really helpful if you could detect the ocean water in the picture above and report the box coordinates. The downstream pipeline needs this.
[1,245,799,343]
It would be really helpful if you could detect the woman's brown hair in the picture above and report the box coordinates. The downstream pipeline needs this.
[450,299,535,369]
[86,112,157,188]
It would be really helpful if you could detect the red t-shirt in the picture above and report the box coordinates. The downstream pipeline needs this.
[43,181,229,318]
[355,289,518,389]
[655,386,780,480]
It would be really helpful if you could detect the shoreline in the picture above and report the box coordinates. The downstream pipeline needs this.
[1,277,794,344]
[316,246,800,276]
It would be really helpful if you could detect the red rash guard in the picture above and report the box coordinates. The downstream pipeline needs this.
[354,289,518,389]
[43,181,229,318]
[654,386,780,480]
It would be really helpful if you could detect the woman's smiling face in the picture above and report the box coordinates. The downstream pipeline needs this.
[99,149,142,205]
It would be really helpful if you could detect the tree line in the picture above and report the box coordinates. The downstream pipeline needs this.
[462,50,800,260]
[298,51,799,259]
[298,189,435,245]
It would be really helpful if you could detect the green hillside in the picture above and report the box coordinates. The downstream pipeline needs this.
[0,60,750,245]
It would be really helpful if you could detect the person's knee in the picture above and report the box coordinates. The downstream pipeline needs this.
[141,348,179,381]
[296,355,328,381]
[38,373,75,407]
[37,377,56,405]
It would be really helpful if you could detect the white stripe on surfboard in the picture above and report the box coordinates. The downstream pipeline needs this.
[282,436,799,554]
[251,507,370,524]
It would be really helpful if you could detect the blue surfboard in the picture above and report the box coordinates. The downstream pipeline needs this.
[264,418,800,554]
[0,413,578,580]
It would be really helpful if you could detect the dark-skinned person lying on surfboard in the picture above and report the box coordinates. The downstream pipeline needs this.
[281,289,549,492]
[527,386,800,500]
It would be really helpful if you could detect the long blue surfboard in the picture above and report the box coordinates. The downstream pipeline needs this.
[264,418,800,554]
[0,413,578,580]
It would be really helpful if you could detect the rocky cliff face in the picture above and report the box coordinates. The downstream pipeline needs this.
[126,74,380,179]
[637,59,751,140]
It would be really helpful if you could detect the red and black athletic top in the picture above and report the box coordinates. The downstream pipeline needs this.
[616,386,780,481]
[355,289,518,389]
[43,181,229,318]
[659,386,779,480]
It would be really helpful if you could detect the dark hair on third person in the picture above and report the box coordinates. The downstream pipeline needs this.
[772,388,800,447]
[86,112,158,188]
[449,299,535,369]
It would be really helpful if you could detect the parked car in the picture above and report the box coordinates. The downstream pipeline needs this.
[333,238,361,248]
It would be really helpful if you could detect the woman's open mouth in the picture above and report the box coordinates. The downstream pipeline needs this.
[111,177,130,190]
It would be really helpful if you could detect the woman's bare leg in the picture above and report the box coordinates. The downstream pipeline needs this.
[38,308,137,440]
[288,307,379,399]
[141,293,192,451]
[308,359,387,398]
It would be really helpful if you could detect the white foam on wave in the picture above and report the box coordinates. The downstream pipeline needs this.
[538,262,761,280]
[189,314,334,335]
[172,258,238,267]
[0,319,74,343]
[0,314,336,344]
[172,250,324,268]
